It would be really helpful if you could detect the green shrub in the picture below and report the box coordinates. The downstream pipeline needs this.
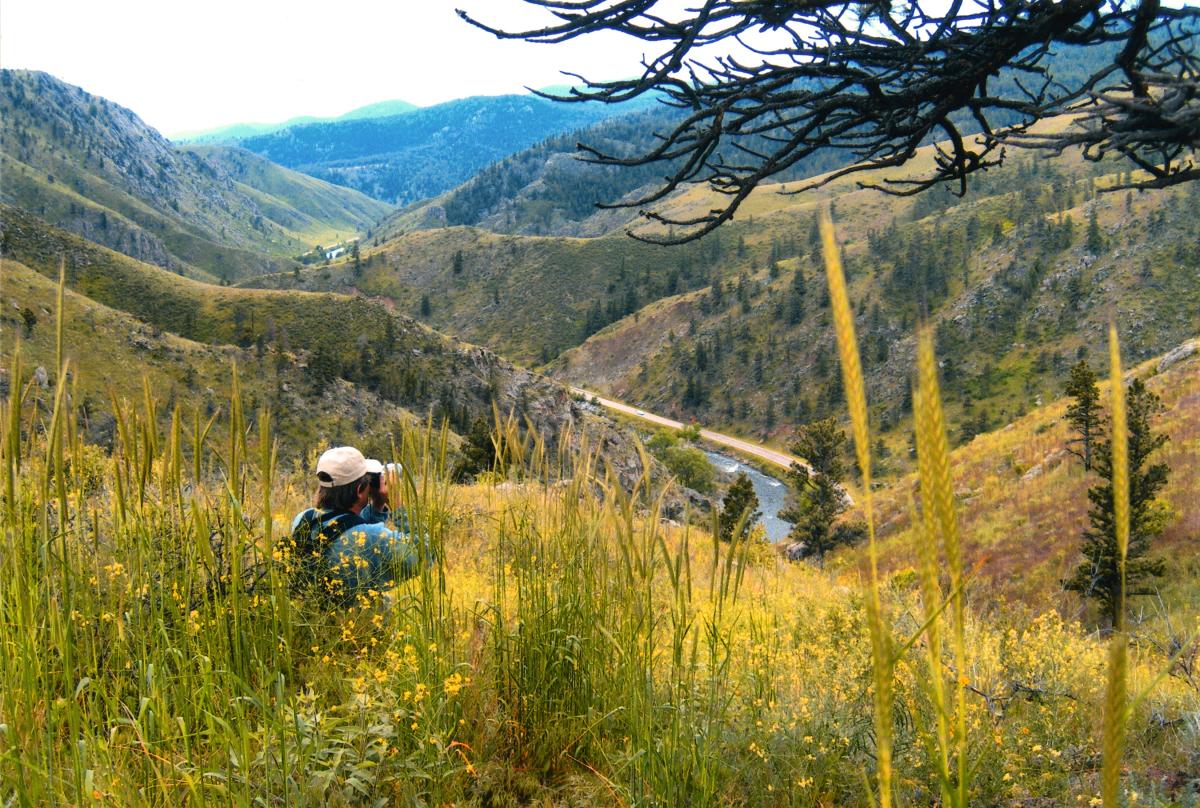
[659,444,715,494]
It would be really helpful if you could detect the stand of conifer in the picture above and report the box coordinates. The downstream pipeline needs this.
[1064,378,1168,628]
[718,472,760,542]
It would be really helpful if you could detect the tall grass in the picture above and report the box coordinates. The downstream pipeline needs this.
[0,329,763,804]
[913,326,971,807]
[815,215,1175,808]
[1102,323,1129,808]
[819,211,893,806]
[1,237,1195,805]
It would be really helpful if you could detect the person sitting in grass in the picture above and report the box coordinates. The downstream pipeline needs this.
[284,446,427,603]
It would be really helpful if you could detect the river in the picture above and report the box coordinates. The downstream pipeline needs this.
[704,450,794,542]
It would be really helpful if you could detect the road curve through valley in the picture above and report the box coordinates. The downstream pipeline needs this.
[570,387,809,473]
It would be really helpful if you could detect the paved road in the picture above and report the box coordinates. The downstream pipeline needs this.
[571,387,808,473]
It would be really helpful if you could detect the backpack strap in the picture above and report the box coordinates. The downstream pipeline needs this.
[284,508,367,593]
[319,509,365,530]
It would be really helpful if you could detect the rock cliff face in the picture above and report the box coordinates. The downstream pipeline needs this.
[57,208,184,272]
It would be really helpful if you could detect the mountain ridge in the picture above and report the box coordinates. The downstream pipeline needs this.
[0,69,390,282]
[171,98,420,143]
[229,93,654,205]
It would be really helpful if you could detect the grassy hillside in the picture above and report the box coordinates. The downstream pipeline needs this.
[840,341,1199,615]
[182,145,391,248]
[0,205,645,472]
[1,258,417,455]
[0,70,389,281]
[550,153,1200,462]
[244,222,746,364]
[251,124,1199,464]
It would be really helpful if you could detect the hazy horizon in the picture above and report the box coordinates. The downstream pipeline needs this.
[0,0,646,137]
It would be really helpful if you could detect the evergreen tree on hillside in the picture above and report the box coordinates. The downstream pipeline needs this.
[719,472,761,543]
[307,341,340,393]
[1086,206,1104,254]
[1064,379,1169,629]
[453,416,499,482]
[20,308,37,336]
[786,268,806,325]
[1064,360,1102,471]
[781,418,857,559]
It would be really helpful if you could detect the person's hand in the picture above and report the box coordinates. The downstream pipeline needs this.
[371,474,390,511]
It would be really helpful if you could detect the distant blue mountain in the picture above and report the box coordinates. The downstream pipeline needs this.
[173,98,420,144]
[230,94,646,205]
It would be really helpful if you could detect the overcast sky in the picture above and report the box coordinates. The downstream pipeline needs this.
[0,0,649,137]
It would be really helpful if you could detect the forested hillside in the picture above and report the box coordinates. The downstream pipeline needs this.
[379,103,872,241]
[0,204,644,468]
[1,257,417,454]
[244,221,745,364]
[0,70,390,282]
[383,42,1125,241]
[250,123,1199,468]
[849,340,1200,608]
[232,94,640,205]
[553,154,1200,460]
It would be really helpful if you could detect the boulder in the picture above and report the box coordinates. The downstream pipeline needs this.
[1042,448,1068,469]
[781,541,810,562]
[1022,449,1067,482]
[33,366,49,389]
[1157,338,1197,374]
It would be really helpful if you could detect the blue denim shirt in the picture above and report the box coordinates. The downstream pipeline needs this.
[290,508,421,597]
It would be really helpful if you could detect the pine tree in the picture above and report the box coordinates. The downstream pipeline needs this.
[1064,360,1101,470]
[452,416,499,482]
[20,308,37,336]
[780,418,854,558]
[307,341,340,393]
[1063,379,1169,628]
[786,268,806,325]
[1086,205,1104,254]
[719,472,761,542]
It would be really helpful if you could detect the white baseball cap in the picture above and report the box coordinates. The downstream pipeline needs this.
[316,446,368,488]
[365,459,401,475]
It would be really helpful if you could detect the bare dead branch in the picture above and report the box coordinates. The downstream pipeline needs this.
[458,0,1200,243]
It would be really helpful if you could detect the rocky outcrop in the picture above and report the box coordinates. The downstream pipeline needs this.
[1021,448,1068,481]
[1157,338,1197,373]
